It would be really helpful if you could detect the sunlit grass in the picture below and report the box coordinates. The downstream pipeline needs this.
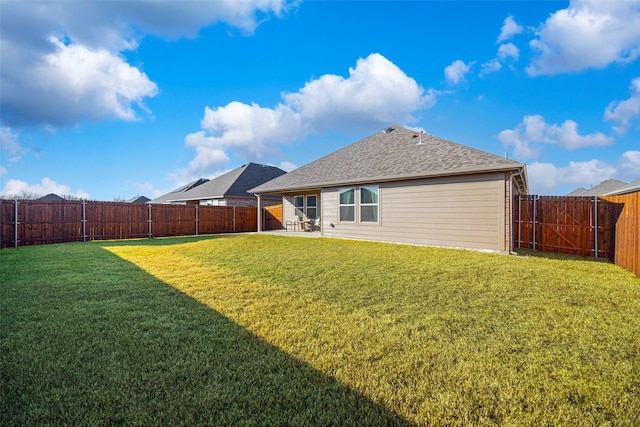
[2,234,639,425]
[105,235,640,426]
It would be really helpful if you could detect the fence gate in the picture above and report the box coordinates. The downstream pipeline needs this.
[513,196,612,260]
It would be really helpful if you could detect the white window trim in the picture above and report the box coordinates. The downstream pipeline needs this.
[360,185,379,224]
[339,187,356,223]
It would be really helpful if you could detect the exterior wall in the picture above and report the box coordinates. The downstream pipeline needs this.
[320,173,508,251]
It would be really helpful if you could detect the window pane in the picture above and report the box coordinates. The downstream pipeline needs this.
[361,186,379,204]
[339,189,354,204]
[361,206,378,222]
[294,196,304,208]
[307,195,317,207]
[307,208,317,220]
[340,206,354,222]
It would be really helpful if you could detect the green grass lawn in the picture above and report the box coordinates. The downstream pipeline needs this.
[1,235,639,426]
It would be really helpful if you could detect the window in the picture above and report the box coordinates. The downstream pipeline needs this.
[339,188,355,222]
[306,195,317,219]
[294,196,304,218]
[360,186,379,222]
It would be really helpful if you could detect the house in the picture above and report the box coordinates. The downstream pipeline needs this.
[603,178,640,196]
[567,179,627,196]
[251,126,528,252]
[151,178,209,204]
[127,195,151,204]
[36,193,65,201]
[152,163,286,207]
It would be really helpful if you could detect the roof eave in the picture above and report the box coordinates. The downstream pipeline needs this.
[252,163,527,194]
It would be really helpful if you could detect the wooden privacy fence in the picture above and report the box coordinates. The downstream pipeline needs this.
[0,200,258,248]
[263,204,283,231]
[512,196,613,259]
[512,194,639,277]
[600,191,639,277]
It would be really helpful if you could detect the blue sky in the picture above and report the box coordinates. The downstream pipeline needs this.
[1,0,639,200]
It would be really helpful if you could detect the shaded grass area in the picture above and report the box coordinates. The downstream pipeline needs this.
[2,235,639,425]
[0,238,408,426]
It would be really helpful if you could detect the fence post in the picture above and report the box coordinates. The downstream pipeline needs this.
[532,196,537,250]
[13,199,19,247]
[594,196,598,260]
[517,195,521,249]
[233,206,236,232]
[82,201,87,242]
[195,204,199,236]
[147,203,152,239]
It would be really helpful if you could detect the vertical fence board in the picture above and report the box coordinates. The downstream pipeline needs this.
[513,196,612,260]
[602,191,639,277]
[0,200,260,248]
[263,204,283,230]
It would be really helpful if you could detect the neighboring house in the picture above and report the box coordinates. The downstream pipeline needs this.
[153,163,286,207]
[252,125,528,252]
[36,193,65,201]
[127,195,151,204]
[150,178,209,204]
[603,178,640,196]
[567,179,627,196]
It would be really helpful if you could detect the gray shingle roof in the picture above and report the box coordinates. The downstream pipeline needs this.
[603,178,640,196]
[252,126,527,193]
[150,178,209,204]
[166,163,286,203]
[567,179,627,196]
[37,193,64,201]
[127,195,151,204]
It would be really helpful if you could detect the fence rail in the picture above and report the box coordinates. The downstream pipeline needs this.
[512,196,613,259]
[0,200,258,248]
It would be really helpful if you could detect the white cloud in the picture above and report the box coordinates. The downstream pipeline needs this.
[0,177,89,199]
[3,38,159,127]
[528,160,616,194]
[180,53,434,177]
[0,127,21,156]
[498,115,614,160]
[618,150,640,177]
[0,0,293,128]
[498,15,523,42]
[604,77,640,135]
[527,0,640,76]
[444,60,473,85]
[498,43,520,61]
[278,161,297,172]
[480,59,502,76]
[0,166,7,177]
[527,151,639,194]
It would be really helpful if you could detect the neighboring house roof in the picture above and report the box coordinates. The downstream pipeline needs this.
[603,178,640,196]
[567,179,627,196]
[127,195,151,204]
[252,125,528,194]
[37,193,64,201]
[150,178,209,204]
[166,163,286,203]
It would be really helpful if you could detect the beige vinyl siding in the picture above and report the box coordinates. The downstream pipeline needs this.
[321,173,507,251]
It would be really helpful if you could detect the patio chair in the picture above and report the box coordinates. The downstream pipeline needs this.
[310,217,321,232]
[285,220,298,231]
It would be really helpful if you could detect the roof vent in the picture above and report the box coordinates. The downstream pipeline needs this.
[417,130,425,145]
[382,126,395,134]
